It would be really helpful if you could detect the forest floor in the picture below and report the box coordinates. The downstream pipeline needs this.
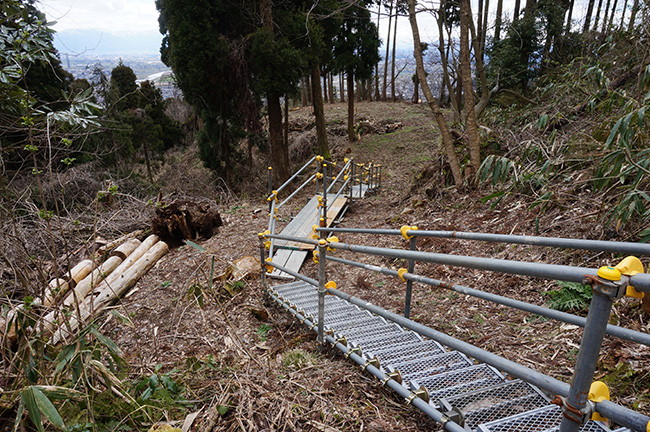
[70,101,650,430]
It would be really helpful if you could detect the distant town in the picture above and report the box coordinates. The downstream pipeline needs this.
[61,52,178,99]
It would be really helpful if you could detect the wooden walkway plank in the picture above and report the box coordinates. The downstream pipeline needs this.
[270,249,308,280]
[274,194,348,250]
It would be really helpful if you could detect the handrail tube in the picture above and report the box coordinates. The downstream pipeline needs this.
[326,159,352,194]
[277,173,316,210]
[266,233,320,247]
[324,285,650,431]
[325,255,650,346]
[317,227,650,256]
[267,199,277,258]
[269,291,468,432]
[274,156,317,196]
[327,241,650,293]
[266,261,318,287]
[325,177,352,213]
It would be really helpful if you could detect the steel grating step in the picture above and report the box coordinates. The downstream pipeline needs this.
[439,379,550,431]
[410,364,507,400]
[476,405,614,432]
[273,282,314,297]
[300,302,360,319]
[387,350,474,381]
[269,281,628,432]
[350,330,423,353]
[336,322,404,345]
[364,339,447,364]
[332,316,388,334]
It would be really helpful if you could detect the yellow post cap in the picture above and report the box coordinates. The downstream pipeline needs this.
[400,225,418,240]
[398,268,408,281]
[588,381,610,422]
[344,158,349,163]
[325,281,337,290]
[268,166,272,170]
[615,256,645,299]
[615,256,643,276]
[597,266,621,281]
[319,239,327,246]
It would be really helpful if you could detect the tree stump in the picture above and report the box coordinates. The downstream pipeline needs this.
[152,199,222,245]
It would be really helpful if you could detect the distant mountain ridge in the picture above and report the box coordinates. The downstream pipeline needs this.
[53,29,163,55]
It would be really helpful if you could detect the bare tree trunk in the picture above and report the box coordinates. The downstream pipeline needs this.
[301,78,308,107]
[481,0,490,58]
[340,72,345,102]
[618,0,628,30]
[391,8,398,101]
[269,94,289,182]
[583,0,596,31]
[460,0,481,181]
[514,0,521,21]
[565,0,575,33]
[306,74,313,105]
[438,0,461,116]
[601,0,612,32]
[375,2,381,101]
[347,73,356,142]
[494,0,504,41]
[607,0,619,31]
[593,0,604,30]
[329,73,335,103]
[412,75,420,103]
[323,74,328,103]
[311,63,330,158]
[284,95,289,150]
[382,0,394,101]
[407,0,463,186]
[261,0,289,183]
[628,0,639,30]
[468,10,497,118]
[477,0,484,50]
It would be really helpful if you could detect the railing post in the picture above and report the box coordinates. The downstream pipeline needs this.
[404,236,417,318]
[401,226,418,318]
[317,241,327,346]
[322,162,328,228]
[558,269,625,432]
[259,234,268,289]
[267,166,273,212]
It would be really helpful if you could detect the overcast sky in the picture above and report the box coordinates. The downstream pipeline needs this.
[40,0,593,55]
[40,0,160,33]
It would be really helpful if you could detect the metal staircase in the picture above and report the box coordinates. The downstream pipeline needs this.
[269,280,628,432]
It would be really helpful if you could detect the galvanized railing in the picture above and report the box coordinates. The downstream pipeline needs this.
[265,156,381,259]
[259,226,650,432]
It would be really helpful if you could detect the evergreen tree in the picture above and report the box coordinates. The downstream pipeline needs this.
[331,1,381,142]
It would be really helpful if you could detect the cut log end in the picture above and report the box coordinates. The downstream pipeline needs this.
[152,199,222,246]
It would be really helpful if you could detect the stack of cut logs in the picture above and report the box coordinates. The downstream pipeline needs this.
[4,233,168,345]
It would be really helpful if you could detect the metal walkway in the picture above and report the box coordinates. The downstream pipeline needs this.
[270,194,347,279]
[267,158,381,280]
[268,280,628,432]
